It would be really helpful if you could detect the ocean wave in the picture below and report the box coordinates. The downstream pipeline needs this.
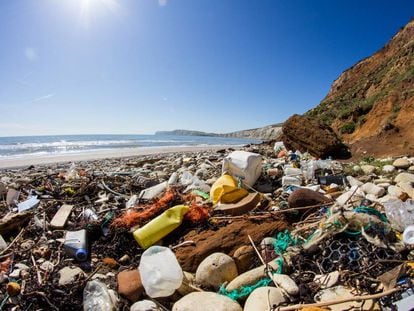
[0,140,136,150]
[136,139,194,143]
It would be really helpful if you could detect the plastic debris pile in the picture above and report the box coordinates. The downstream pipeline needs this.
[1,143,414,310]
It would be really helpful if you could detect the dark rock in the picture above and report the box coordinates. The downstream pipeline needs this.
[281,115,351,159]
[288,188,332,209]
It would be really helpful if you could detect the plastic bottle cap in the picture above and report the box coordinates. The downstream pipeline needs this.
[75,248,88,261]
[403,225,414,245]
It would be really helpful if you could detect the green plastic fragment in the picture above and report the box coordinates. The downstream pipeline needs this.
[192,189,210,200]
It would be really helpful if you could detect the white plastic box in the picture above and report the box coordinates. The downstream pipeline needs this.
[222,151,262,187]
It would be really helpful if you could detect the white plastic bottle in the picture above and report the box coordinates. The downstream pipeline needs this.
[138,246,183,298]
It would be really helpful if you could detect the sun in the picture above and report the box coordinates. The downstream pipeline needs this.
[78,0,120,28]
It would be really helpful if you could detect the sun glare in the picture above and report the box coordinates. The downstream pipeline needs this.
[78,0,120,28]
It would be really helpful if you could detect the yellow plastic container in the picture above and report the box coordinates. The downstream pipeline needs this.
[210,174,248,205]
[133,205,189,249]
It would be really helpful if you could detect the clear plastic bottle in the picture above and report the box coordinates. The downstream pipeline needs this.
[83,280,117,311]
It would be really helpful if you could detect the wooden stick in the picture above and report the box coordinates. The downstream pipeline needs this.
[31,254,42,286]
[211,202,335,221]
[84,263,103,283]
[276,287,400,311]
[247,235,276,286]
[171,240,195,250]
[100,180,127,198]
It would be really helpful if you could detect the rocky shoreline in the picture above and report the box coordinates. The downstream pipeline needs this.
[1,143,414,310]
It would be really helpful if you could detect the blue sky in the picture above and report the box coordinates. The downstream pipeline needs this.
[0,0,413,136]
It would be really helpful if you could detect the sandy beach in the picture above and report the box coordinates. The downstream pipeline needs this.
[0,145,238,169]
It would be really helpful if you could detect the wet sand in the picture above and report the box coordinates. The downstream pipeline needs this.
[0,145,237,169]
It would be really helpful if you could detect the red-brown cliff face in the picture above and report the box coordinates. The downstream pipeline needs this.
[306,19,414,158]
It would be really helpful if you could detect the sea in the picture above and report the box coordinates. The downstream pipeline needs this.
[0,134,261,159]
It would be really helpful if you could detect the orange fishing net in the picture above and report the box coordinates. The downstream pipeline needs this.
[184,201,210,224]
[112,188,178,228]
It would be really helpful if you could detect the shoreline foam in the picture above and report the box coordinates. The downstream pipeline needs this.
[0,145,238,169]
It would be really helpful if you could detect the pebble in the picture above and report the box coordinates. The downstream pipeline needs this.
[373,178,392,184]
[272,273,299,295]
[233,245,255,273]
[393,158,410,169]
[172,292,242,311]
[102,257,118,269]
[244,287,286,311]
[314,271,340,289]
[365,193,378,202]
[58,266,85,286]
[353,165,361,172]
[361,182,385,197]
[376,183,391,188]
[177,271,196,296]
[397,182,414,198]
[408,165,414,173]
[315,286,374,311]
[346,176,363,187]
[195,253,238,289]
[388,185,404,198]
[119,254,131,264]
[226,261,278,292]
[131,300,161,311]
[394,172,414,184]
[360,165,376,175]
[117,269,144,302]
[382,165,396,173]
[336,186,365,206]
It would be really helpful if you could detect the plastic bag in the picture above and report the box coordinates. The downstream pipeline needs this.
[210,174,248,205]
[180,171,210,193]
[138,246,183,298]
[384,199,414,232]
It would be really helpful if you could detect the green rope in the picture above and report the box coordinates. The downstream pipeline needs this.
[354,206,388,223]
[272,230,301,274]
[274,230,299,255]
[344,206,388,236]
[219,278,272,300]
[219,230,299,301]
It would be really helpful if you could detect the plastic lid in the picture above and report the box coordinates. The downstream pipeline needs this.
[75,248,88,261]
